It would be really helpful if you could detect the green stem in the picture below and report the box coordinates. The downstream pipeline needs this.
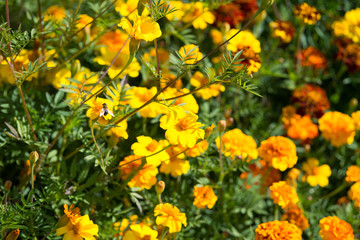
[321,181,348,200]
[160,228,168,240]
[90,120,105,172]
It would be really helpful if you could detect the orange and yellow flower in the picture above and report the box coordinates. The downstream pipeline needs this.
[351,110,360,130]
[318,111,355,147]
[178,44,202,64]
[86,98,114,125]
[255,220,302,240]
[332,8,360,43]
[159,145,190,177]
[302,158,331,187]
[319,216,354,240]
[269,20,295,43]
[97,29,130,52]
[345,165,360,183]
[297,46,328,70]
[44,6,66,22]
[185,140,209,157]
[270,181,299,209]
[193,185,218,209]
[123,224,158,240]
[182,2,215,29]
[119,14,161,41]
[286,115,318,141]
[190,71,225,100]
[348,182,360,209]
[281,205,309,231]
[294,3,321,25]
[154,203,187,233]
[258,136,298,171]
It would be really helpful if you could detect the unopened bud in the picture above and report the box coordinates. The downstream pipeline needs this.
[204,124,215,138]
[349,98,358,108]
[4,180,12,191]
[155,181,165,195]
[5,229,20,240]
[29,151,39,165]
[260,0,274,9]
[217,120,227,133]
[71,59,81,77]
[226,117,234,127]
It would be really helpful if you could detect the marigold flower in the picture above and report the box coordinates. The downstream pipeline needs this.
[166,1,185,21]
[178,44,202,64]
[255,220,302,240]
[242,160,281,190]
[318,111,355,147]
[160,106,205,148]
[193,185,218,209]
[119,14,161,41]
[297,46,328,70]
[348,182,360,209]
[161,88,199,114]
[351,110,360,130]
[334,40,360,72]
[286,115,318,141]
[56,214,99,240]
[119,155,158,190]
[154,203,187,233]
[269,20,295,43]
[294,3,321,25]
[160,145,190,177]
[76,14,93,30]
[226,30,261,73]
[215,128,258,161]
[281,105,299,128]
[319,216,354,240]
[345,165,360,183]
[123,224,158,240]
[270,181,299,209]
[43,6,66,22]
[185,140,209,157]
[302,158,331,187]
[286,168,301,187]
[190,71,225,100]
[281,205,309,231]
[97,29,130,52]
[115,0,139,17]
[107,120,128,140]
[332,8,360,43]
[291,84,330,118]
[94,48,141,79]
[86,98,114,125]
[210,29,224,45]
[131,136,170,167]
[182,2,215,29]
[258,136,298,171]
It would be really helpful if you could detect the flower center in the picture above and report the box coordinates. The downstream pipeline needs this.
[147,140,159,152]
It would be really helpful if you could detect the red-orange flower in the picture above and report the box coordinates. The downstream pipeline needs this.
[297,46,328,70]
[319,216,354,240]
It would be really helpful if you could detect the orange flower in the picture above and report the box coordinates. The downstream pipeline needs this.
[318,111,355,147]
[97,29,130,52]
[258,136,298,171]
[159,145,190,177]
[270,181,299,209]
[334,39,360,73]
[286,115,318,141]
[281,105,299,128]
[269,20,295,43]
[185,140,209,157]
[294,3,321,25]
[319,216,354,240]
[193,185,218,209]
[291,84,330,118]
[348,182,360,209]
[255,220,302,240]
[285,168,301,187]
[154,203,187,233]
[119,155,158,190]
[297,46,328,70]
[216,128,258,161]
[345,165,360,183]
[351,110,360,130]
[281,205,309,231]
[190,71,225,100]
[302,158,331,187]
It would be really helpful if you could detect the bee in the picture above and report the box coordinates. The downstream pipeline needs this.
[99,103,114,117]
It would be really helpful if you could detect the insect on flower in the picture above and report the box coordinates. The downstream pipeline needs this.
[100,103,114,117]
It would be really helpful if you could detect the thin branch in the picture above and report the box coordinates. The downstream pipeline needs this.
[37,0,45,63]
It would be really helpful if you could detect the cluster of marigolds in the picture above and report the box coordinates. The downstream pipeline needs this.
[2,0,360,239]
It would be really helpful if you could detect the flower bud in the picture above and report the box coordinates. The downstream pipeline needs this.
[217,120,227,133]
[349,98,358,108]
[204,124,215,139]
[4,180,12,191]
[226,117,234,127]
[155,181,165,195]
[5,229,20,240]
[71,59,81,77]
[260,0,274,9]
[29,151,39,165]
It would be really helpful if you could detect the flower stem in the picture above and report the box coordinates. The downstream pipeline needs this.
[17,85,37,141]
[321,181,348,200]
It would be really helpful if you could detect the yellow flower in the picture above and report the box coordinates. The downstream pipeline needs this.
[255,220,302,240]
[123,224,158,240]
[182,2,215,29]
[160,106,205,148]
[190,71,225,100]
[270,181,299,209]
[318,111,355,147]
[294,3,321,25]
[115,0,138,17]
[1,49,35,84]
[159,145,190,177]
[269,20,295,43]
[113,215,138,237]
[351,110,360,130]
[281,205,309,231]
[98,29,130,52]
[258,136,298,171]
[285,168,301,187]
[43,6,66,22]
[286,115,318,141]
[56,214,98,240]
[86,98,114,125]
[215,128,258,161]
[348,182,360,209]
[76,14,93,30]
[178,44,202,64]
[210,29,224,45]
[345,165,360,183]
[161,87,199,114]
[166,1,185,21]
[119,14,161,41]
[154,203,187,233]
[193,185,218,209]
[185,140,209,157]
[131,136,170,167]
[302,158,331,187]
[107,120,129,140]
[332,8,360,43]
[94,47,141,79]
[319,216,354,240]
[119,155,158,190]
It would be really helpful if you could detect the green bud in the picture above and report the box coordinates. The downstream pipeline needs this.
[71,60,81,77]
[29,151,39,165]
[4,180,12,191]
[260,0,274,9]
